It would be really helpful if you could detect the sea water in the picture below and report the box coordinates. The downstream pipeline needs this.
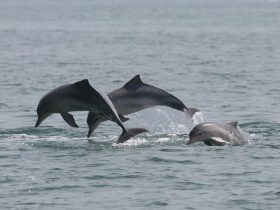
[0,0,279,209]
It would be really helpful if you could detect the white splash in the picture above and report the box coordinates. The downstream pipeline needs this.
[192,111,204,125]
[155,137,171,143]
[5,134,38,140]
[5,134,80,142]
[112,138,148,147]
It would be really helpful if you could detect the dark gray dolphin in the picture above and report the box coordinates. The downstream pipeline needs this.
[35,79,148,143]
[187,121,247,146]
[87,75,197,137]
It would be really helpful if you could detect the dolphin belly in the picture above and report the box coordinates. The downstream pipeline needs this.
[112,97,156,116]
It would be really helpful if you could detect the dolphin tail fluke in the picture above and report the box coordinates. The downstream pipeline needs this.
[183,107,200,119]
[119,115,129,122]
[183,108,192,119]
[117,128,149,144]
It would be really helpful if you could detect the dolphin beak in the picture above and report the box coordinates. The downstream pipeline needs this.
[35,113,50,127]
[186,139,194,145]
[35,118,42,127]
[186,135,199,145]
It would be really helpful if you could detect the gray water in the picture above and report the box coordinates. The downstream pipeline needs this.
[1,0,280,209]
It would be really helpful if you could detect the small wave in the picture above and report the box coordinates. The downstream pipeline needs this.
[240,121,280,145]
[2,120,275,150]
[4,133,38,140]
[84,174,143,180]
[0,127,85,138]
[159,148,185,152]
[149,157,195,164]
[275,191,280,196]
[0,130,186,152]
[0,103,9,108]
[145,201,168,207]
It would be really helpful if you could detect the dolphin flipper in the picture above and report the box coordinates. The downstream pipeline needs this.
[204,137,229,146]
[119,115,129,122]
[117,128,149,144]
[61,113,79,128]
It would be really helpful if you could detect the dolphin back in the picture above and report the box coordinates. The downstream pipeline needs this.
[121,75,191,117]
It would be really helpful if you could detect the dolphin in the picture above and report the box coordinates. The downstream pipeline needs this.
[87,75,198,137]
[35,79,148,143]
[187,121,247,146]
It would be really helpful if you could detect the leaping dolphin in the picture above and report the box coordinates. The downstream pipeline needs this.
[35,79,148,143]
[87,75,198,137]
[187,121,247,146]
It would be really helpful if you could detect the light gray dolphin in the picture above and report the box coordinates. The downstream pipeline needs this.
[87,75,198,137]
[187,121,247,146]
[35,79,148,143]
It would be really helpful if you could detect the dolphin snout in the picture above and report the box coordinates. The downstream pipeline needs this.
[35,118,41,127]
[35,113,50,127]
[186,138,195,145]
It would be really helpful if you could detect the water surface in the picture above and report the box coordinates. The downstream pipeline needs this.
[0,0,280,209]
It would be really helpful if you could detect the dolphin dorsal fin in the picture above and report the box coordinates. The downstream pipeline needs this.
[74,79,91,90]
[226,121,238,128]
[123,75,144,90]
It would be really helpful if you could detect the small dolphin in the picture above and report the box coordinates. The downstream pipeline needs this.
[187,121,247,146]
[35,79,148,143]
[87,75,198,137]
